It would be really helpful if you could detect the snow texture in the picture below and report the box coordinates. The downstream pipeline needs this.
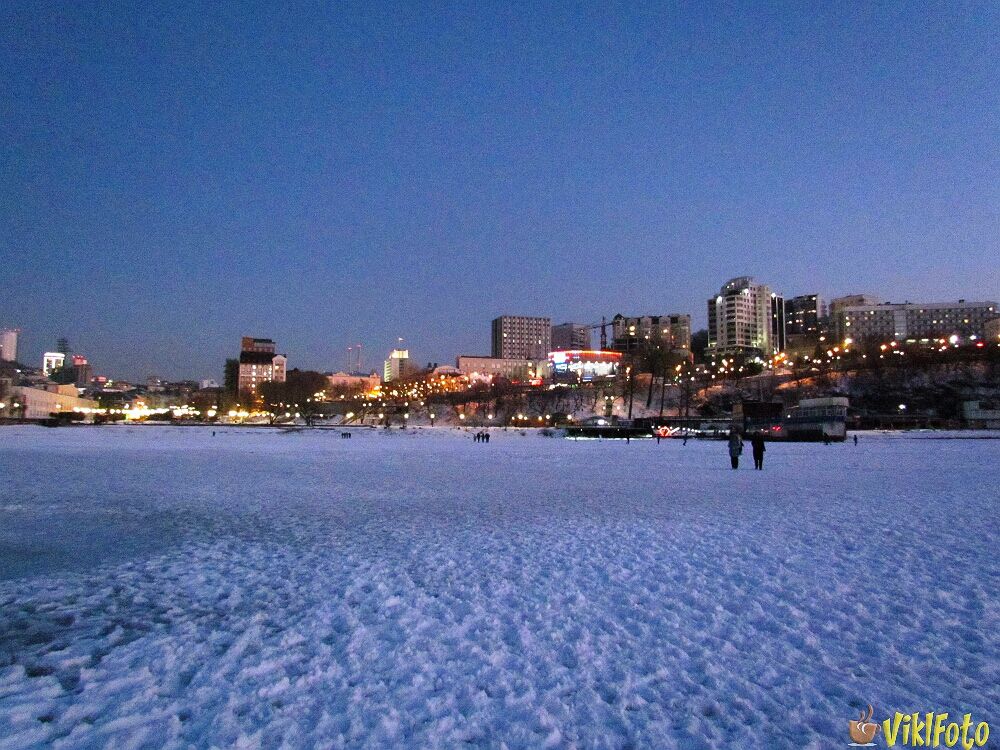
[1,426,998,749]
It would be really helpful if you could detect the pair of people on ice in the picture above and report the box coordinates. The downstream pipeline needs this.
[728,428,765,470]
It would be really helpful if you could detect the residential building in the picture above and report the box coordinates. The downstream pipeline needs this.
[551,323,591,352]
[707,277,785,358]
[456,355,539,382]
[832,300,999,347]
[237,337,287,398]
[491,316,551,360]
[383,349,410,382]
[0,329,19,362]
[783,294,825,361]
[611,314,691,355]
[43,352,66,377]
[785,295,824,336]
[828,295,881,341]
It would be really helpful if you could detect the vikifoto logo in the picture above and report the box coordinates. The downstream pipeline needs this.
[848,704,990,748]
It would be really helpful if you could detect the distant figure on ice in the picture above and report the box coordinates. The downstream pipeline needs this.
[727,428,743,470]
[750,431,766,470]
[484,432,490,443]
[853,434,858,446]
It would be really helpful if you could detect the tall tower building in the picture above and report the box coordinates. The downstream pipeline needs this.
[551,323,591,351]
[0,329,19,362]
[707,277,785,358]
[785,295,824,336]
[491,316,551,359]
[383,349,410,382]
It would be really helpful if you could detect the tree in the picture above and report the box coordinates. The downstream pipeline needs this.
[690,329,709,363]
[48,366,77,385]
[259,369,330,426]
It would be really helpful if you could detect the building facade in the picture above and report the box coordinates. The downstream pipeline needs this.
[611,314,692,355]
[785,295,824,336]
[237,337,287,398]
[551,323,591,352]
[10,384,99,421]
[383,349,410,382]
[491,316,551,360]
[456,355,539,382]
[828,295,881,341]
[832,300,999,347]
[0,329,19,363]
[707,277,785,358]
[327,371,381,393]
[43,352,66,377]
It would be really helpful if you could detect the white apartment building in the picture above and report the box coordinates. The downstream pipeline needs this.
[43,352,66,376]
[383,349,410,382]
[707,277,785,357]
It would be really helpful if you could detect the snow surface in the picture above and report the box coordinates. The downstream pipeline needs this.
[0,426,997,749]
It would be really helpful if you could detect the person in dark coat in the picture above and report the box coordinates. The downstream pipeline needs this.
[727,428,743,470]
[750,431,766,470]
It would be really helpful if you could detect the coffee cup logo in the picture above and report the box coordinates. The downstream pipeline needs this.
[849,704,880,746]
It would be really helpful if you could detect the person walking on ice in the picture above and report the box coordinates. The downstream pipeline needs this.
[750,430,766,470]
[727,428,743,470]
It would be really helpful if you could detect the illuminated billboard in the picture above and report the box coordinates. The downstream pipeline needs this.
[548,350,621,383]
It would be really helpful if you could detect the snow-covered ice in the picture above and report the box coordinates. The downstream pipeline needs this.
[1,426,997,749]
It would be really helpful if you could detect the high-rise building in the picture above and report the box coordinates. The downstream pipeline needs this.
[71,354,92,387]
[707,277,785,358]
[43,352,65,377]
[237,337,287,398]
[831,300,998,347]
[383,349,410,382]
[0,329,19,363]
[492,316,551,359]
[551,323,591,352]
[611,314,692,354]
[785,295,825,336]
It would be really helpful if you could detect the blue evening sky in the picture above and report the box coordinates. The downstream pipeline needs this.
[2,1,998,379]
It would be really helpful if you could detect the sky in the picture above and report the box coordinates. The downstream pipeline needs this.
[2,1,999,380]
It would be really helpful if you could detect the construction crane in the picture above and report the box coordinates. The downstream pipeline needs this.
[583,317,613,350]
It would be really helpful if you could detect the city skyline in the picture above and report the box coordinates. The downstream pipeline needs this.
[4,2,999,379]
